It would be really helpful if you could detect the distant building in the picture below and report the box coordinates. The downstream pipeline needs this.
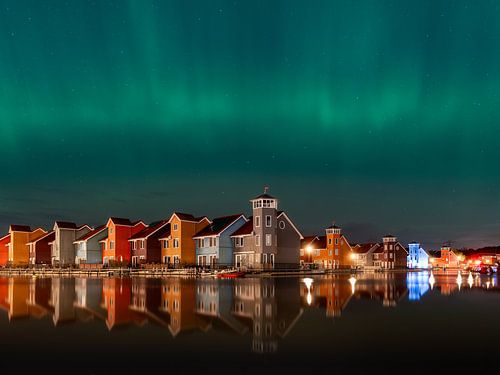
[51,222,92,266]
[230,190,303,270]
[73,225,108,265]
[300,224,354,269]
[160,213,211,267]
[128,220,170,266]
[100,218,147,266]
[193,214,248,267]
[407,242,430,269]
[351,235,408,269]
[0,234,11,267]
[27,231,55,265]
[8,225,47,266]
[430,245,461,269]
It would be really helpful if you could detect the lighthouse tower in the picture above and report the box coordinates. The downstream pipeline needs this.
[250,187,278,269]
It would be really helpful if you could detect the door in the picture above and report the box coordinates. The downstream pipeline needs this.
[270,254,275,269]
[235,255,241,268]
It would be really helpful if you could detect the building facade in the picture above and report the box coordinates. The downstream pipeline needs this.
[194,214,247,267]
[407,242,430,269]
[430,245,461,269]
[230,191,303,269]
[160,213,210,267]
[28,231,55,265]
[101,218,147,266]
[51,222,92,266]
[0,234,10,267]
[128,220,170,266]
[74,225,108,265]
[8,225,47,266]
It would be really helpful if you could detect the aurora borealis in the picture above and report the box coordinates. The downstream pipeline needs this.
[1,0,500,249]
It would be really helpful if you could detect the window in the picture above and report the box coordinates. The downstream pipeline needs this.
[300,249,304,256]
[265,215,272,227]
[255,216,260,227]
[173,223,178,231]
[328,250,332,256]
[266,234,272,246]
[131,242,136,250]
[110,241,114,250]
[279,221,285,229]
[328,238,332,245]
[173,239,179,248]
[335,238,339,245]
[389,253,393,259]
[262,253,267,264]
[255,235,260,247]
[140,240,145,249]
[335,248,339,256]
[203,238,209,247]
[110,227,113,234]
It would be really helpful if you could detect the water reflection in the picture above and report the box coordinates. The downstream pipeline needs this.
[0,272,498,355]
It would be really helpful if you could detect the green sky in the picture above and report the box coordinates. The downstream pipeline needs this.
[1,0,499,249]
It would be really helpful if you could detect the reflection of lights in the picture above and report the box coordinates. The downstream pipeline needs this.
[492,278,496,287]
[486,281,491,289]
[456,271,462,290]
[306,245,312,255]
[475,260,481,265]
[303,278,313,305]
[348,276,357,294]
[350,253,356,260]
[467,272,474,289]
[428,271,435,290]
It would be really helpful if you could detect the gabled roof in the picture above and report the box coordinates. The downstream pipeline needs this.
[170,212,209,223]
[193,214,246,238]
[0,233,10,241]
[352,243,379,254]
[251,193,276,200]
[129,221,170,240]
[28,231,55,245]
[9,225,31,232]
[230,217,254,237]
[107,217,145,227]
[301,235,327,249]
[55,221,78,229]
[75,225,107,242]
[277,211,304,239]
[326,224,341,230]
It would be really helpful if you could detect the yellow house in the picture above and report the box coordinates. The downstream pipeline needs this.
[159,213,210,266]
[8,225,47,266]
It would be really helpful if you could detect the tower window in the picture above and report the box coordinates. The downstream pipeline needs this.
[279,221,285,229]
[255,235,260,247]
[266,234,272,246]
[255,216,260,227]
[265,215,272,227]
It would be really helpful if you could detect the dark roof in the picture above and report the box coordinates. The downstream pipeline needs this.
[10,225,31,232]
[172,212,207,222]
[31,231,55,244]
[352,243,378,254]
[109,217,133,226]
[230,217,253,236]
[75,225,106,242]
[301,235,327,249]
[129,221,170,240]
[326,224,341,229]
[383,234,396,238]
[252,193,276,200]
[55,221,79,229]
[193,214,244,238]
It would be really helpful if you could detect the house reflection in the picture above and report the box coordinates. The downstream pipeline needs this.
[74,277,107,321]
[102,278,146,330]
[406,272,430,301]
[0,277,32,320]
[129,278,170,328]
[351,273,408,307]
[232,278,303,353]
[159,278,208,336]
[300,276,353,317]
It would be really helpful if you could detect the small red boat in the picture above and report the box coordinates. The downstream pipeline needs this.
[216,271,246,278]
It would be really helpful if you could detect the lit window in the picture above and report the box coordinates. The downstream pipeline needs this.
[266,234,272,246]
[265,215,272,227]
[255,216,260,227]
[255,235,260,247]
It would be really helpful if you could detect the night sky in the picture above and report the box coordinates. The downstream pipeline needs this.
[1,0,500,250]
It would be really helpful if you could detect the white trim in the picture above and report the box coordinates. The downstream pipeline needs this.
[27,230,53,245]
[277,212,304,239]
[168,213,212,224]
[193,214,247,239]
[128,221,169,241]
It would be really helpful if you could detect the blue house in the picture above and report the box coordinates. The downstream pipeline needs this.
[407,242,430,269]
[194,214,247,267]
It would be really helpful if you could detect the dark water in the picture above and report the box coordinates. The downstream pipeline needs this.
[0,271,498,374]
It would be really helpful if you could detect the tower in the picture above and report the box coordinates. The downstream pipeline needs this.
[408,242,420,269]
[382,234,397,269]
[325,223,342,269]
[250,187,278,268]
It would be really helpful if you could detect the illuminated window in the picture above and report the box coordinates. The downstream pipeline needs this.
[265,215,272,227]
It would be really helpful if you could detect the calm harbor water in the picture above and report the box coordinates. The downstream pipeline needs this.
[0,272,498,373]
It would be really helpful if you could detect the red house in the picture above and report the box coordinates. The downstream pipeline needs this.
[101,217,147,266]
[0,234,10,267]
[128,220,170,267]
[27,231,55,265]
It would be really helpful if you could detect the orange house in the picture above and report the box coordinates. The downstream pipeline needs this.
[300,224,354,269]
[101,218,147,266]
[0,234,10,267]
[7,225,47,266]
[430,245,461,269]
[160,213,210,266]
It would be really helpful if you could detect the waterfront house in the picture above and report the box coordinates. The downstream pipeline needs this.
[193,214,248,267]
[101,217,147,266]
[128,220,170,266]
[27,231,55,265]
[230,190,303,269]
[429,244,461,269]
[51,222,92,266]
[407,242,430,269]
[350,243,379,268]
[0,234,10,266]
[8,225,47,266]
[373,235,408,269]
[160,213,210,267]
[73,225,108,265]
[300,224,354,269]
